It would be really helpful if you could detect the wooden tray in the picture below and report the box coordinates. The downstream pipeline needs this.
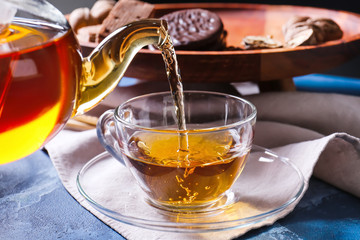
[82,3,360,84]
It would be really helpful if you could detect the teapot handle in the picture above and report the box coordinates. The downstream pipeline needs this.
[96,110,125,165]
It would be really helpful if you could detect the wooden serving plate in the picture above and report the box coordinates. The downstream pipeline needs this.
[81,3,360,86]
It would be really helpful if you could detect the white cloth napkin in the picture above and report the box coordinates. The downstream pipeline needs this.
[46,90,360,239]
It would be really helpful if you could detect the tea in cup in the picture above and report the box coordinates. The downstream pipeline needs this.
[97,91,256,212]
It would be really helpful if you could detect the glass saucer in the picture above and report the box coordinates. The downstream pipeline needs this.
[76,145,305,233]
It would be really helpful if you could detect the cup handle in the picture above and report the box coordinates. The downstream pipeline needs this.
[96,110,125,165]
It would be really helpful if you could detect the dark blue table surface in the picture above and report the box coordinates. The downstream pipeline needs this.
[1,148,360,240]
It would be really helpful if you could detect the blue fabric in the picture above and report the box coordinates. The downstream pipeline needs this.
[294,74,360,96]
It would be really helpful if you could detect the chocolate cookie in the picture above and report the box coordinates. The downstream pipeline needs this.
[160,8,226,50]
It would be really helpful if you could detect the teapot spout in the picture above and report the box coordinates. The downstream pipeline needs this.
[74,19,169,115]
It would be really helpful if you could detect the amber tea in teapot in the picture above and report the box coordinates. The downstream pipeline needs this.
[0,22,81,163]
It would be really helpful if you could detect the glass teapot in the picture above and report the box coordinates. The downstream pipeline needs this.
[0,0,169,163]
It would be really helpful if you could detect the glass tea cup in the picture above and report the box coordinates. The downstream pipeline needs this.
[97,91,257,212]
